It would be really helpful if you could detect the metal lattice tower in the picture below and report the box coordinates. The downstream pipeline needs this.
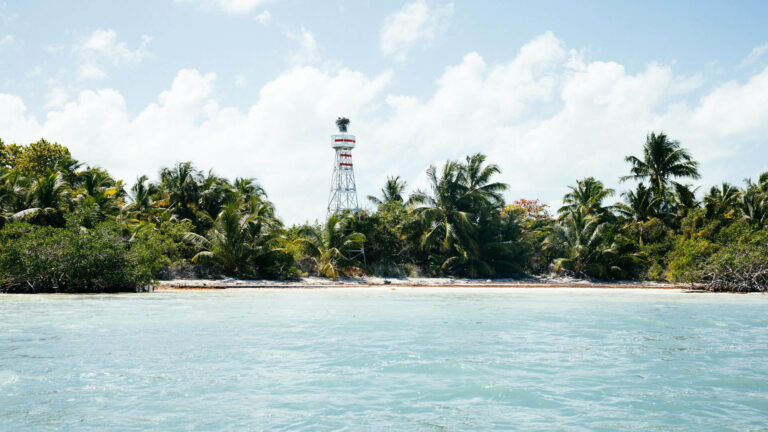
[327,117,360,214]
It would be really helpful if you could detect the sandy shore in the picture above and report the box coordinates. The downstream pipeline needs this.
[156,276,691,291]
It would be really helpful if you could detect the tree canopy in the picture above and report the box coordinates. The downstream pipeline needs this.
[2,131,767,292]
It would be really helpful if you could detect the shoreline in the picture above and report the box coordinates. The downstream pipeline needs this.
[156,276,693,291]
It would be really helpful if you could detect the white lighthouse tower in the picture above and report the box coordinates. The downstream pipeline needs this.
[327,117,360,214]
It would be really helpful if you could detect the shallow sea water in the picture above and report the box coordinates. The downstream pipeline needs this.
[1,288,767,431]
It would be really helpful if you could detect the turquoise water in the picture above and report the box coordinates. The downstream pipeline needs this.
[1,289,767,431]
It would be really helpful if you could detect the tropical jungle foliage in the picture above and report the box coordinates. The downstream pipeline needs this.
[2,132,767,292]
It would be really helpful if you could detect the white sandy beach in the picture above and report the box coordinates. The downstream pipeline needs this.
[156,276,691,291]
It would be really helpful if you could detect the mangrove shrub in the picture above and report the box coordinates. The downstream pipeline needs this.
[0,221,162,293]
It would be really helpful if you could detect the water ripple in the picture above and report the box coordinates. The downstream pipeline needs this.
[1,290,767,431]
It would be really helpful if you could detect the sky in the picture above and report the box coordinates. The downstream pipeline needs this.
[1,0,768,224]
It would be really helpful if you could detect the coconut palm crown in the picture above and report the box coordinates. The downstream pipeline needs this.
[368,176,407,206]
[621,132,700,216]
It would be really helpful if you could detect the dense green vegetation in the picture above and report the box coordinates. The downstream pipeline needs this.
[2,133,767,292]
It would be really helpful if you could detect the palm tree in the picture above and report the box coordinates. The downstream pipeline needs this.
[671,183,699,219]
[233,177,266,202]
[558,177,614,219]
[459,153,508,209]
[622,132,700,219]
[0,168,13,208]
[158,162,202,219]
[0,168,13,227]
[196,171,236,228]
[238,195,284,264]
[75,168,123,197]
[440,211,526,277]
[409,161,472,253]
[704,182,741,219]
[614,183,658,222]
[543,211,637,278]
[55,158,83,185]
[757,172,768,193]
[126,175,158,221]
[368,175,406,206]
[73,168,124,222]
[296,213,365,280]
[185,202,260,276]
[13,172,69,226]
[613,183,664,246]
[739,182,768,225]
[409,155,511,275]
[0,169,32,214]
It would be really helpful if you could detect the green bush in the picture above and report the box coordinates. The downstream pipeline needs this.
[667,237,716,285]
[646,262,665,281]
[639,230,674,281]
[132,220,199,279]
[348,206,409,268]
[701,243,768,292]
[0,221,161,293]
[253,250,301,280]
[698,225,768,292]
[667,223,768,291]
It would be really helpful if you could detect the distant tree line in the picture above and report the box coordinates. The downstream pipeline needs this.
[1,133,767,292]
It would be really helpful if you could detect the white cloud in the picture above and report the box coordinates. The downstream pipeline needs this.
[2,33,768,224]
[234,73,247,87]
[380,0,454,62]
[78,63,107,80]
[44,87,70,109]
[75,29,151,80]
[255,9,271,24]
[742,42,768,67]
[664,66,768,143]
[78,29,151,65]
[175,0,271,14]
[0,34,15,47]
[0,94,41,141]
[285,27,319,66]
